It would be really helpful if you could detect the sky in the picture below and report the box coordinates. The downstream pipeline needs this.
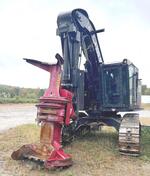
[0,0,150,88]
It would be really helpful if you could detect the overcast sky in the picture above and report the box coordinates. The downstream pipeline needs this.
[0,0,150,88]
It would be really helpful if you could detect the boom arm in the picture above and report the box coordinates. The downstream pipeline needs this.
[57,9,104,90]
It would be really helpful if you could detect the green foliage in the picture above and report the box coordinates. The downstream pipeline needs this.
[140,126,150,161]
[0,84,45,103]
[142,84,150,95]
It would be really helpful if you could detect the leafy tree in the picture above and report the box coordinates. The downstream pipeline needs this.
[0,84,45,103]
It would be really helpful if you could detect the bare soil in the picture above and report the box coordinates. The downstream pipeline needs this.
[0,125,150,176]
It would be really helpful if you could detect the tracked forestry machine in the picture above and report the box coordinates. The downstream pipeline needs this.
[12,9,141,169]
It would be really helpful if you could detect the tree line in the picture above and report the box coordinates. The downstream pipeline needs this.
[0,84,149,103]
[142,85,150,95]
[0,84,45,103]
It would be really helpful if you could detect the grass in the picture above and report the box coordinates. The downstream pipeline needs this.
[140,127,150,161]
[0,125,150,176]
[0,97,38,104]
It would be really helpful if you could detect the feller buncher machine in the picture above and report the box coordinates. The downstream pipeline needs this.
[12,9,141,168]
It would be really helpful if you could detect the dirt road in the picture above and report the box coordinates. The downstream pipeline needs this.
[0,104,150,132]
[0,104,36,131]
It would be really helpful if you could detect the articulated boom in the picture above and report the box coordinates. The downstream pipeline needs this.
[57,9,104,111]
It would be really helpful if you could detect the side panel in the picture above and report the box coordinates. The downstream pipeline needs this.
[137,79,142,108]
[128,64,141,109]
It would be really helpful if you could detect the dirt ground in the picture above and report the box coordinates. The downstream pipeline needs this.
[140,117,150,126]
[0,103,150,175]
[0,124,150,176]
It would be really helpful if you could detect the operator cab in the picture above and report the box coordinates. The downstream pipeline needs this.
[101,59,141,112]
